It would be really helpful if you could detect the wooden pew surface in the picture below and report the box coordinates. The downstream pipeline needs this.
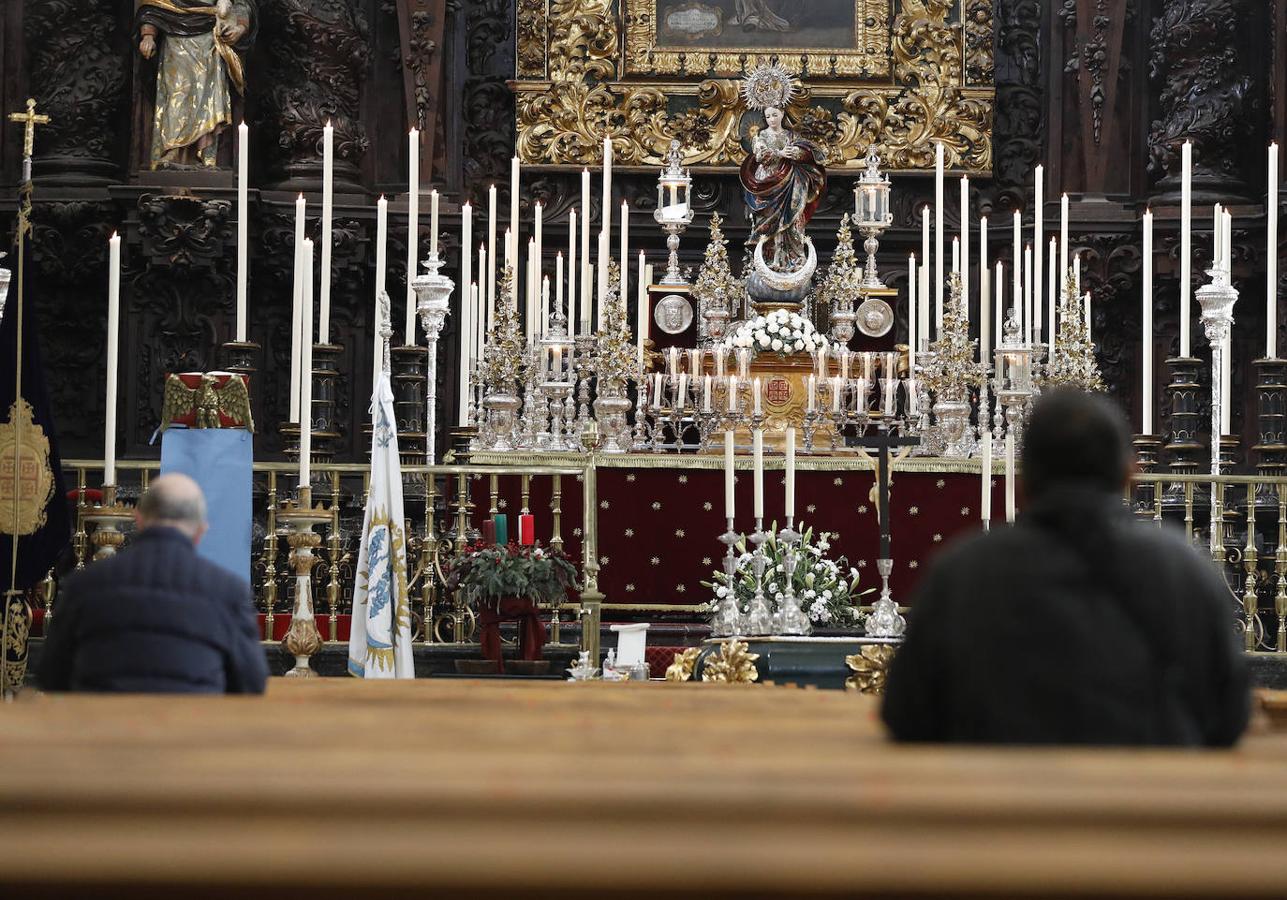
[3,678,1287,899]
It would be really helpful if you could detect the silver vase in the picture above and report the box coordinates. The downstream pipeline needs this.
[933,399,972,459]
[592,382,633,453]
[482,392,520,451]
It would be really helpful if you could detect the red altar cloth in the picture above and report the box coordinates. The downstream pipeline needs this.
[477,598,547,672]
[469,456,1004,613]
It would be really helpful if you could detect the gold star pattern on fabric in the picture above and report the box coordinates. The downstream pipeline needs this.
[624,528,634,538]
[676,584,686,593]
[701,557,712,566]
[702,501,713,511]
[933,533,943,543]
[572,527,582,537]
[599,556,610,567]
[651,501,662,510]
[936,479,946,489]
[806,504,817,514]
[625,583,636,592]
[600,499,610,509]
[498,499,508,509]
[857,559,867,568]
[960,506,970,516]
[857,504,868,514]
[909,560,919,569]
[675,529,685,538]
[626,473,636,482]
[833,477,844,486]
[678,475,688,484]
[908,506,919,516]
[650,556,660,566]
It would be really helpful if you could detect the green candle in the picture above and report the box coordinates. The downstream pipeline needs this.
[493,513,508,546]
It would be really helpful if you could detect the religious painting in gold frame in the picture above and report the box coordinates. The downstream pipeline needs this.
[514,0,994,173]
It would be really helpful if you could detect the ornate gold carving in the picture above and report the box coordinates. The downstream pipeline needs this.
[0,399,54,537]
[664,645,700,681]
[845,643,896,695]
[700,638,759,683]
[623,0,890,78]
[516,0,993,171]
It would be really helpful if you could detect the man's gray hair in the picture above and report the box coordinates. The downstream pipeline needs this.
[138,474,208,529]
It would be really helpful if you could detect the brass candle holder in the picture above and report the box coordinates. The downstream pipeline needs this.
[277,485,330,677]
[84,484,134,561]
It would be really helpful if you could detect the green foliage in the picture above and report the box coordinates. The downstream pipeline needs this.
[446,542,580,606]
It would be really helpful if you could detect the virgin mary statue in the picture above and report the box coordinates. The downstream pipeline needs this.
[738,66,826,271]
[136,0,257,169]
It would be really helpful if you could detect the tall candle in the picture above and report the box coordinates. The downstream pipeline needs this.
[1073,254,1081,299]
[300,237,315,487]
[921,206,932,339]
[636,249,647,370]
[728,374,738,413]
[1213,202,1223,267]
[406,128,419,345]
[1048,236,1057,357]
[1060,192,1069,293]
[430,189,440,256]
[596,230,608,326]
[1143,209,1153,433]
[908,253,918,372]
[807,374,816,412]
[541,276,550,340]
[105,232,121,486]
[753,376,762,416]
[980,429,992,525]
[935,142,945,330]
[581,168,591,334]
[289,194,306,422]
[1024,244,1033,344]
[235,121,248,342]
[752,428,764,522]
[959,175,969,316]
[724,430,736,521]
[373,195,388,390]
[1084,291,1092,342]
[831,375,842,412]
[980,215,989,363]
[319,121,333,345]
[1011,210,1021,328]
[1033,165,1044,341]
[995,261,1004,344]
[1223,208,1233,272]
[569,208,578,331]
[1181,140,1192,356]
[1270,143,1280,358]
[1221,211,1232,434]
[555,251,564,328]
[1004,431,1015,524]
[951,236,960,276]
[703,375,712,412]
[487,184,497,325]
[460,199,472,400]
[510,156,520,305]
[601,136,613,243]
[784,428,796,523]
[619,200,629,305]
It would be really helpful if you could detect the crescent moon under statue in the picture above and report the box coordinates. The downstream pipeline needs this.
[753,236,816,293]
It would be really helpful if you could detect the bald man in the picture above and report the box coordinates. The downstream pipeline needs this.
[39,473,268,693]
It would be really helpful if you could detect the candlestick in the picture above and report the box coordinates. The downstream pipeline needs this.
[406,128,419,345]
[752,428,764,521]
[319,121,333,345]
[1143,209,1153,433]
[235,121,248,342]
[724,430,736,520]
[430,188,440,256]
[289,194,306,422]
[1270,143,1280,359]
[105,233,120,486]
[373,195,388,390]
[980,428,992,526]
[300,237,315,487]
[1034,164,1043,341]
[935,142,944,330]
[1181,140,1192,357]
[487,184,497,324]
[784,427,796,522]
[1004,431,1015,524]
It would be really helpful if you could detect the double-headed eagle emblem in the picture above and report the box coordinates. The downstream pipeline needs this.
[160,372,254,432]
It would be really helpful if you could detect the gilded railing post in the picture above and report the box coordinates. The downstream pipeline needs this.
[421,468,437,644]
[325,471,343,642]
[1244,483,1259,651]
[72,469,88,570]
[549,473,564,644]
[262,471,279,641]
[578,454,603,663]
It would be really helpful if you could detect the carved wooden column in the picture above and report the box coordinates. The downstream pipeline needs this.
[1147,0,1254,203]
[24,0,127,184]
[256,0,371,192]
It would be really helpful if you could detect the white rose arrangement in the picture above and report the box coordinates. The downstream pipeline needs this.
[729,309,836,359]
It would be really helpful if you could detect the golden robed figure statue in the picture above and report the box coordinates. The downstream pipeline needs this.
[135,0,257,169]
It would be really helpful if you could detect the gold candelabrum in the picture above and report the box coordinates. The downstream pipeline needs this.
[277,486,331,677]
[84,483,134,561]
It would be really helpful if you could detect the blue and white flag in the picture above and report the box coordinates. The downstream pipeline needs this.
[347,371,414,678]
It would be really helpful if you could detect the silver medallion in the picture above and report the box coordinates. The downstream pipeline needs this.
[654,294,694,334]
[856,297,894,338]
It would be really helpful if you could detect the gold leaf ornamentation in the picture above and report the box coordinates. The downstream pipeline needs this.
[845,643,897,695]
[665,646,700,682]
[701,638,760,684]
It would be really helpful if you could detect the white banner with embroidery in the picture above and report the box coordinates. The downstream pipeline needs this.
[347,372,413,679]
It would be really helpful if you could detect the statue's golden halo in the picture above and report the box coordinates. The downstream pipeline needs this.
[740,63,798,111]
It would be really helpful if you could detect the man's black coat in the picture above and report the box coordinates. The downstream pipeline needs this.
[39,526,268,694]
[882,486,1249,746]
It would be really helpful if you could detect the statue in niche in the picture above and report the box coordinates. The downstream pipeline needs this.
[135,0,257,169]
[738,65,826,273]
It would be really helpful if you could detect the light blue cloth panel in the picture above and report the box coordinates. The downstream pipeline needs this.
[159,428,253,582]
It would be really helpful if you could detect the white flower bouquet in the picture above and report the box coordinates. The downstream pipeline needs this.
[728,309,836,359]
[702,522,870,626]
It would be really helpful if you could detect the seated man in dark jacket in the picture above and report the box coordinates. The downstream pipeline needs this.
[39,473,268,694]
[882,388,1248,746]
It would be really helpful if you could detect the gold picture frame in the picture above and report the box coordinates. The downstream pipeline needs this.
[514,0,994,173]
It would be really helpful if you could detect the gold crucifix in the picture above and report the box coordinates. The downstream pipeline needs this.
[8,98,50,182]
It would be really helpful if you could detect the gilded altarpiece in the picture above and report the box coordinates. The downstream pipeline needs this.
[514,0,994,171]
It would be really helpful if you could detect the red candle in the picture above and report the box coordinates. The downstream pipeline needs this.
[518,514,535,546]
[482,520,496,545]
